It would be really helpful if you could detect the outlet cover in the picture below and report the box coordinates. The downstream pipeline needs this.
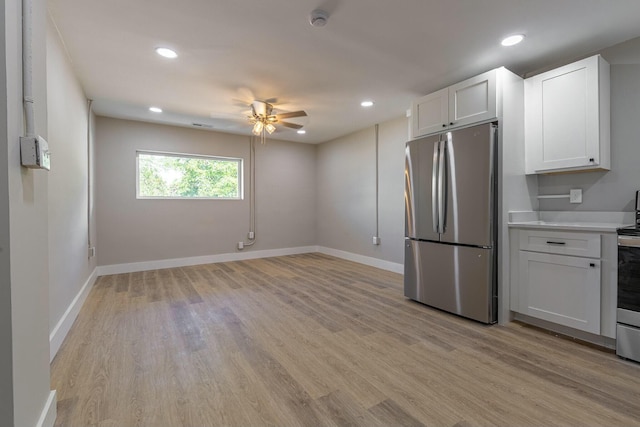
[569,189,583,204]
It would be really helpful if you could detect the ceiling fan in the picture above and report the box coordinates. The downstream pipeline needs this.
[248,100,307,142]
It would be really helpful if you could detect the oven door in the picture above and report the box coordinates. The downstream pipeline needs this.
[618,235,640,316]
[617,235,640,362]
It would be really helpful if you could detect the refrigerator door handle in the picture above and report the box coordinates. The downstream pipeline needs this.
[432,140,440,234]
[437,139,447,234]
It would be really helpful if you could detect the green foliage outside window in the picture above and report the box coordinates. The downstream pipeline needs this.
[137,152,242,199]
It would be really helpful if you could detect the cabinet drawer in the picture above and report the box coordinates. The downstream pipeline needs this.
[519,230,600,258]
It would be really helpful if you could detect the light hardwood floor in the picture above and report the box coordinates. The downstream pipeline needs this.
[51,253,640,426]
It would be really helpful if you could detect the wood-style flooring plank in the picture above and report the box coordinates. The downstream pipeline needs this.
[51,253,640,427]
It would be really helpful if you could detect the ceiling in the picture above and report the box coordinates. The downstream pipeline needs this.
[48,0,640,144]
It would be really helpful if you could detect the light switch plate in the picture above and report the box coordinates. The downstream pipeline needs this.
[570,189,583,204]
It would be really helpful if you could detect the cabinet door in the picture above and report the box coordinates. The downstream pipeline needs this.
[525,55,608,174]
[448,69,497,128]
[411,88,449,138]
[519,252,600,334]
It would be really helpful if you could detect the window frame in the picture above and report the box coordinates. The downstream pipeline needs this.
[135,150,243,200]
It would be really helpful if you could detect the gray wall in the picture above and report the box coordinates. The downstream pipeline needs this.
[95,117,316,266]
[1,0,54,425]
[538,43,640,212]
[317,117,407,264]
[46,19,97,339]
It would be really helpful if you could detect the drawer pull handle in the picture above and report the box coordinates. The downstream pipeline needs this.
[589,263,596,268]
[546,241,566,245]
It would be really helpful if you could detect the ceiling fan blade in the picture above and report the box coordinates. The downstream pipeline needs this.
[231,98,252,108]
[236,87,255,103]
[276,110,307,119]
[279,121,304,130]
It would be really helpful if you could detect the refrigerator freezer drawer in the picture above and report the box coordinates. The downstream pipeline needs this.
[404,239,496,324]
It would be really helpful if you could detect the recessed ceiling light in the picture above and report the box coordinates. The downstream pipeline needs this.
[361,100,374,107]
[149,107,162,113]
[501,34,524,47]
[297,130,306,134]
[155,47,177,58]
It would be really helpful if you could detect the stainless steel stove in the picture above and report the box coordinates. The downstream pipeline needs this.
[616,192,640,362]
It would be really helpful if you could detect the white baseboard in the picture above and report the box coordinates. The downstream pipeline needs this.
[96,246,320,276]
[96,246,405,276]
[50,268,98,362]
[36,390,57,427]
[317,246,404,274]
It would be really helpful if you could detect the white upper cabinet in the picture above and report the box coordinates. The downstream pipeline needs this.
[411,88,449,137]
[525,55,610,174]
[411,69,497,139]
[449,70,497,129]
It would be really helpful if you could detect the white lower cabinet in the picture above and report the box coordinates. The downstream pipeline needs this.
[518,251,600,334]
[510,227,617,338]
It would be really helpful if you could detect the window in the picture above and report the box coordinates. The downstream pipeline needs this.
[136,151,242,199]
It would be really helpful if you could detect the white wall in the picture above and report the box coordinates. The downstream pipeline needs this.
[317,117,407,265]
[1,0,55,425]
[46,17,97,355]
[95,117,317,267]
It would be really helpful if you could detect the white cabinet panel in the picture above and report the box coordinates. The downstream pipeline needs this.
[541,67,589,164]
[519,252,600,334]
[449,70,497,129]
[411,88,449,138]
[525,55,610,174]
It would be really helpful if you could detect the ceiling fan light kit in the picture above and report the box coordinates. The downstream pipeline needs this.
[247,100,307,143]
[251,120,264,136]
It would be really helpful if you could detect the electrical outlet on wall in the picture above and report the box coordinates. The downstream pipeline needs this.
[373,236,381,245]
[570,189,583,204]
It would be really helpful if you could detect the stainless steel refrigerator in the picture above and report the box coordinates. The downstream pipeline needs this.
[404,122,498,324]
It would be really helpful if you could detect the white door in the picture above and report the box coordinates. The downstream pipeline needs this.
[448,69,497,129]
[525,56,601,172]
[411,88,449,138]
[519,251,600,334]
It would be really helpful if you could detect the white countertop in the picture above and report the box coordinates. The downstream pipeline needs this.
[508,220,626,232]
[508,211,634,233]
